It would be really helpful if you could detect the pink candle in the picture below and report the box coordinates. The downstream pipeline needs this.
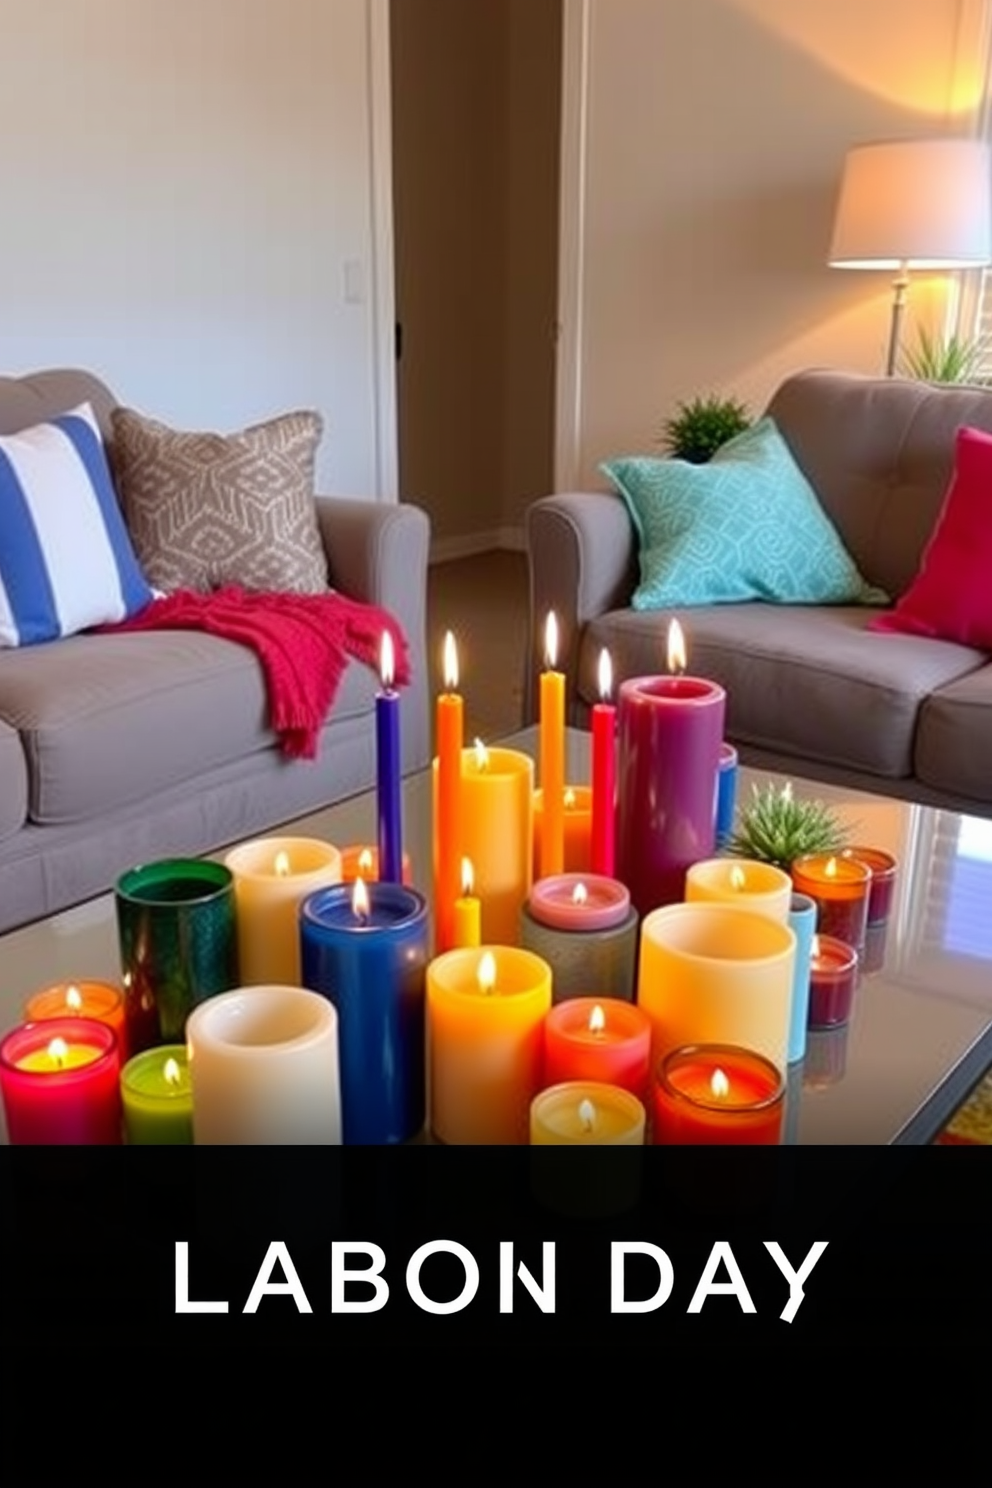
[0,1018,122,1145]
[528,873,630,931]
[543,997,651,1100]
[808,935,859,1027]
[616,622,726,915]
[591,648,617,876]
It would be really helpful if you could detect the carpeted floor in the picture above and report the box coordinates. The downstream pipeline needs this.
[426,549,529,747]
[937,1071,992,1143]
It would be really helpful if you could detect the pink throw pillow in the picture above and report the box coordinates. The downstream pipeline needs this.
[869,424,992,649]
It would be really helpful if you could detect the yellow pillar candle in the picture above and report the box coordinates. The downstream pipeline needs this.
[539,612,566,879]
[452,858,482,949]
[530,1081,645,1145]
[637,902,796,1073]
[438,742,534,946]
[684,858,792,923]
[428,946,552,1144]
[224,836,342,985]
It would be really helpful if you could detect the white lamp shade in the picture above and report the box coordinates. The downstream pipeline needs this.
[829,138,992,269]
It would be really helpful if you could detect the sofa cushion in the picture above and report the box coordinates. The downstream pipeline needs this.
[869,425,992,650]
[579,605,986,779]
[0,403,154,646]
[111,406,329,595]
[0,719,28,842]
[0,630,375,825]
[915,666,992,804]
[601,419,887,612]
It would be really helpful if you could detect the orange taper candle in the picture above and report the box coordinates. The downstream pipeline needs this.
[539,611,566,879]
[434,631,464,953]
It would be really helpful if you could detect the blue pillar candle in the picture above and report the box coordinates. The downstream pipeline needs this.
[787,892,818,1064]
[715,742,738,848]
[300,880,428,1143]
[376,631,404,884]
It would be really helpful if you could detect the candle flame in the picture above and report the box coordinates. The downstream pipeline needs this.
[379,630,395,690]
[825,857,838,880]
[572,882,589,906]
[352,876,370,922]
[598,648,613,701]
[358,847,374,875]
[461,857,474,897]
[474,738,489,771]
[164,1057,181,1087]
[274,851,291,877]
[47,1037,69,1068]
[564,788,576,810]
[667,618,687,675]
[578,1098,596,1132]
[443,630,459,691]
[711,1068,730,1099]
[477,951,497,995]
[65,985,83,1013]
[729,865,746,891]
[544,611,559,670]
[588,1003,606,1034]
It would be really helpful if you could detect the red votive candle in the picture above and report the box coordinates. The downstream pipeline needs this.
[808,935,859,1028]
[0,1018,122,1145]
[841,846,898,924]
[653,1043,785,1145]
[543,997,651,1100]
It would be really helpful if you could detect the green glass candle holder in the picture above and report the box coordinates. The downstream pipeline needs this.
[115,859,239,1054]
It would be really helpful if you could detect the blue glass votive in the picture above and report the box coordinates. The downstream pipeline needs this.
[787,892,818,1064]
[715,743,738,848]
[300,881,429,1144]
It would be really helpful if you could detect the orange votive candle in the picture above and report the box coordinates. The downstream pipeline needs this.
[24,980,127,1061]
[543,997,651,1101]
[653,1043,785,1144]
[533,785,592,877]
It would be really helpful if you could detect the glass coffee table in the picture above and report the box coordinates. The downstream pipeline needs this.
[2,726,991,1145]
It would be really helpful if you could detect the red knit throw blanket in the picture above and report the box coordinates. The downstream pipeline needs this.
[101,587,411,760]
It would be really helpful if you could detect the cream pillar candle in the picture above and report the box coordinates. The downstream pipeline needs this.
[684,858,792,923]
[186,985,341,1145]
[224,837,342,985]
[637,902,795,1073]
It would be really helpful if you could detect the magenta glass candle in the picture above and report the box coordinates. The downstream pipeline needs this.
[0,1018,122,1145]
[841,846,898,925]
[616,674,726,915]
[808,935,859,1028]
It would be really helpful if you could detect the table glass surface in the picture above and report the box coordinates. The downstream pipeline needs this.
[2,726,991,1146]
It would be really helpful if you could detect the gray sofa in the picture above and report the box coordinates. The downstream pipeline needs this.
[0,369,430,933]
[525,368,992,819]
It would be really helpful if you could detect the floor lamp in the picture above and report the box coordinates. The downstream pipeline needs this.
[828,138,992,376]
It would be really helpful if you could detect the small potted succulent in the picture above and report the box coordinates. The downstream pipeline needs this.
[660,394,752,464]
[726,781,848,874]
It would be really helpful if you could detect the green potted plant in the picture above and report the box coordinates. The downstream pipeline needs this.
[727,781,848,874]
[897,325,991,384]
[660,394,752,463]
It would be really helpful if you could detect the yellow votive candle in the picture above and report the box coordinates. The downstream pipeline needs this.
[530,1081,646,1145]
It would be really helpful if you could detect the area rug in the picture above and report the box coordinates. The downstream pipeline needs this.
[935,1069,992,1144]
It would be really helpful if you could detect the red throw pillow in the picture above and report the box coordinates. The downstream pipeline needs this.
[869,424,992,649]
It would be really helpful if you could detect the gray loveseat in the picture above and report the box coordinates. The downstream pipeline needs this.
[0,369,430,933]
[525,368,992,819]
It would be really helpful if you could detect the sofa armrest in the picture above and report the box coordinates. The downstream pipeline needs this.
[524,492,637,725]
[316,496,431,774]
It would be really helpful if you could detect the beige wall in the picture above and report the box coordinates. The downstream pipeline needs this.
[391,0,560,549]
[0,0,391,497]
[565,0,979,487]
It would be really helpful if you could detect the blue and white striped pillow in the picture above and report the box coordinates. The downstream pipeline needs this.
[0,402,153,646]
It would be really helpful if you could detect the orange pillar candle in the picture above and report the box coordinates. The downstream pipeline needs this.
[428,946,552,1143]
[533,786,592,876]
[684,858,792,923]
[434,630,464,953]
[539,611,566,879]
[530,1081,645,1145]
[450,741,534,945]
[543,997,651,1100]
[453,857,482,949]
[791,852,871,951]
[24,980,126,1060]
[653,1043,785,1144]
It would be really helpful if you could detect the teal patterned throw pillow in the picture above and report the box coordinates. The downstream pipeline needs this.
[601,418,888,611]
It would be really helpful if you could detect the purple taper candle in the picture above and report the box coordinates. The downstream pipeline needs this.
[376,631,403,884]
[615,620,726,916]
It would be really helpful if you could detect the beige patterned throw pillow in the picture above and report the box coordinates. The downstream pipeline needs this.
[111,407,329,594]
